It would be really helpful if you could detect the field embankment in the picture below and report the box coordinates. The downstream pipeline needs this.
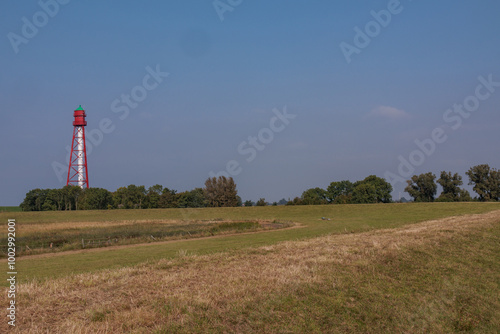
[1,202,499,283]
[2,208,499,333]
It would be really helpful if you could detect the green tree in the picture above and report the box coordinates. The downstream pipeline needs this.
[203,176,239,207]
[256,198,267,206]
[144,184,163,209]
[277,198,288,205]
[243,200,254,207]
[42,189,63,211]
[20,188,50,211]
[405,173,437,202]
[130,185,146,208]
[351,183,378,204]
[466,164,500,201]
[458,188,473,202]
[176,192,191,208]
[158,188,178,208]
[301,188,328,205]
[191,188,207,208]
[112,187,128,209]
[60,185,82,210]
[437,188,472,202]
[79,188,113,210]
[177,188,206,208]
[356,175,393,203]
[286,197,303,205]
[436,171,468,202]
[61,186,72,210]
[326,180,354,203]
[490,169,500,200]
[113,185,146,209]
[21,186,81,211]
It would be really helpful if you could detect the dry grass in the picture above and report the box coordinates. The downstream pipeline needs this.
[2,210,500,333]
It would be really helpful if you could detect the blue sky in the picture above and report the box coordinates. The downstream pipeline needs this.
[1,0,499,205]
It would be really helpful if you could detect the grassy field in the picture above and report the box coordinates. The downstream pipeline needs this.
[0,218,291,257]
[1,203,499,332]
[0,206,21,212]
[1,202,499,283]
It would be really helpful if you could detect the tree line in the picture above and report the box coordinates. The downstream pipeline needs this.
[20,176,240,211]
[283,164,498,206]
[404,164,499,202]
[19,164,499,211]
[285,175,393,205]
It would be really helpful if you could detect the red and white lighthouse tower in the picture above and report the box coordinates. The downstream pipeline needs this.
[66,105,89,188]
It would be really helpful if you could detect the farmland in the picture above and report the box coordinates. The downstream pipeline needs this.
[1,202,500,332]
[0,206,21,212]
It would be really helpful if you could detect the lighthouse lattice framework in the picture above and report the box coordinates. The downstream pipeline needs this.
[66,105,89,188]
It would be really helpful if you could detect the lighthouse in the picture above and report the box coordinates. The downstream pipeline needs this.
[66,105,89,188]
